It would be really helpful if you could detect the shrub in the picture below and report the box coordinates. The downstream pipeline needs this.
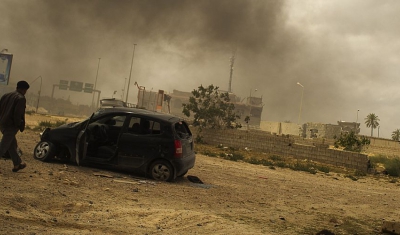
[195,135,204,144]
[334,131,370,152]
[290,161,317,174]
[248,157,261,165]
[384,158,400,177]
[354,170,366,177]
[38,120,52,128]
[269,155,283,161]
[201,150,217,157]
[54,120,66,127]
[225,153,244,162]
[275,161,287,168]
[182,84,242,129]
[229,147,238,151]
[315,165,330,173]
[260,159,274,166]
[369,155,400,177]
[35,120,67,130]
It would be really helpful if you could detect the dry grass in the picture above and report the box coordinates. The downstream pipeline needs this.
[25,113,85,129]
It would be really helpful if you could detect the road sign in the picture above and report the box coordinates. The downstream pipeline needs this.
[0,53,13,86]
[83,83,94,93]
[59,80,69,90]
[69,81,83,92]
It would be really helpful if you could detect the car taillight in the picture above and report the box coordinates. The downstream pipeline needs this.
[174,140,183,158]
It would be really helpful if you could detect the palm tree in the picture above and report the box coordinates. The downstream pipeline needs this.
[392,129,400,141]
[364,113,380,137]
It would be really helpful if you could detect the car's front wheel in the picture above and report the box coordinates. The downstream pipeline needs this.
[149,160,174,182]
[33,141,56,162]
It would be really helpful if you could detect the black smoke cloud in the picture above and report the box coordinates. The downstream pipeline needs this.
[2,0,295,104]
[3,0,398,138]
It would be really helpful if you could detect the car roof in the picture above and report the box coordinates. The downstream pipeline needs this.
[95,107,182,123]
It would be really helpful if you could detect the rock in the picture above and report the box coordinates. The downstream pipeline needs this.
[315,229,335,235]
[382,221,400,235]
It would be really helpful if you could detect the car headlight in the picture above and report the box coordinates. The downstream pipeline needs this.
[40,128,50,138]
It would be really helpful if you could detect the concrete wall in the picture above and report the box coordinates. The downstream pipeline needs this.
[303,123,342,139]
[239,120,400,157]
[199,129,369,172]
[363,136,400,156]
[260,121,342,139]
[260,121,300,136]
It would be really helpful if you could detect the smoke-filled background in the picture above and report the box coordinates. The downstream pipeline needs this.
[1,0,400,138]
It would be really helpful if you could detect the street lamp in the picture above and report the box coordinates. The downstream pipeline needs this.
[355,109,360,133]
[31,75,42,113]
[126,43,137,103]
[356,109,359,122]
[122,78,127,100]
[91,58,101,109]
[297,82,304,124]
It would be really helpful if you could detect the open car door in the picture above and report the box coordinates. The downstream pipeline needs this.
[76,113,94,165]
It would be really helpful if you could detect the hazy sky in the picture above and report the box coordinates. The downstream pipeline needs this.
[1,0,400,138]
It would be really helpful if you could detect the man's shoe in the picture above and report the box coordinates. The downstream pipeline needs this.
[12,163,27,172]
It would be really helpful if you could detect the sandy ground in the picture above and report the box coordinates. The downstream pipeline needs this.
[1,114,400,235]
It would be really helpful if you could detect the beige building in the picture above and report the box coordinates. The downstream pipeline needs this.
[260,120,360,139]
[136,88,264,127]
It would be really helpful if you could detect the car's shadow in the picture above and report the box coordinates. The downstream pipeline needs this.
[42,158,202,185]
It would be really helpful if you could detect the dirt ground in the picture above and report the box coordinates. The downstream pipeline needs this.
[1,114,400,235]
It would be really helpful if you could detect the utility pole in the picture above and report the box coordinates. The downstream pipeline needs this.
[228,49,236,93]
[126,44,137,103]
[122,78,127,100]
[355,109,360,133]
[31,76,43,113]
[297,82,304,124]
[91,58,101,109]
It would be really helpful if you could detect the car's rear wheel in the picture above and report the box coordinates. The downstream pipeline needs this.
[149,160,174,182]
[33,141,56,162]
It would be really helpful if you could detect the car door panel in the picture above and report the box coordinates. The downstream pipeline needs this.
[118,125,171,169]
[82,113,128,165]
[76,114,94,165]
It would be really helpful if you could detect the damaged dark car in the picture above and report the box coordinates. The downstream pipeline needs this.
[33,107,196,181]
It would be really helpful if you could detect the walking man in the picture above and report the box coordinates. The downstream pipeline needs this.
[0,80,30,172]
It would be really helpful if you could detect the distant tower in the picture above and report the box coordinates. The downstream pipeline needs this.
[228,49,236,93]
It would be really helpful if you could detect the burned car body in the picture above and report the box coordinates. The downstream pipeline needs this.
[33,107,195,181]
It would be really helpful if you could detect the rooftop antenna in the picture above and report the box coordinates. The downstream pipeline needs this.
[228,48,236,93]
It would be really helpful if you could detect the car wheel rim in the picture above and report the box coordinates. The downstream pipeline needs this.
[35,142,50,159]
[152,164,170,181]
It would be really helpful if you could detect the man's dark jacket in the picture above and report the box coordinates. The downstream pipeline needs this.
[0,91,26,131]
